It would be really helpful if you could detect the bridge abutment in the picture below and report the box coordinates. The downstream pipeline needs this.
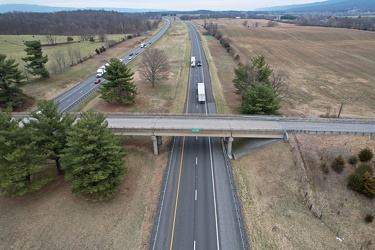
[227,137,234,159]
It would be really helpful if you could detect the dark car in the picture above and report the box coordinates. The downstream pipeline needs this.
[197,60,202,67]
[95,78,101,84]
[129,52,134,56]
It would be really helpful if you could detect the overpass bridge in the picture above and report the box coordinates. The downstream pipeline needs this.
[106,114,286,155]
[14,112,375,156]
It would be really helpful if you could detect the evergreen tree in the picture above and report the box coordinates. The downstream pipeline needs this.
[98,58,138,105]
[240,83,281,115]
[24,100,75,175]
[0,54,28,109]
[22,40,50,78]
[0,109,49,196]
[61,112,126,199]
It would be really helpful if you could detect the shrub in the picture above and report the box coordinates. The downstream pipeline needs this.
[365,213,374,223]
[358,147,374,162]
[95,48,100,54]
[127,35,132,39]
[348,172,375,198]
[331,155,345,173]
[321,163,329,174]
[348,155,358,165]
[89,37,95,42]
[355,163,373,176]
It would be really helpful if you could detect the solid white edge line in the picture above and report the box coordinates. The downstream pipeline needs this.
[209,137,220,250]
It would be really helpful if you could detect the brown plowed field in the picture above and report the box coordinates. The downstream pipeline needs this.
[194,19,375,118]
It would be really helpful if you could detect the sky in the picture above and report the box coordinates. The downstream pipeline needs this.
[0,0,328,11]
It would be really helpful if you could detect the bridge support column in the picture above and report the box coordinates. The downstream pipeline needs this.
[151,135,158,155]
[157,136,162,145]
[283,132,289,142]
[227,137,234,159]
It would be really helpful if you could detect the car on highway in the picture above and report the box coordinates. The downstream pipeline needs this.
[197,60,202,67]
[129,56,132,60]
[95,78,101,84]
[129,52,134,56]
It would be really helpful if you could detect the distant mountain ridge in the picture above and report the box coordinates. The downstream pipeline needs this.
[256,0,375,12]
[0,4,164,13]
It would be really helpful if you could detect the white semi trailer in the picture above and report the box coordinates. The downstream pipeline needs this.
[191,56,196,67]
[197,82,206,103]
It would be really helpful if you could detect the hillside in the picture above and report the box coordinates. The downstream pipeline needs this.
[257,0,375,13]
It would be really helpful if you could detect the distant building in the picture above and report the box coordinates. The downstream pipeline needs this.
[235,17,241,19]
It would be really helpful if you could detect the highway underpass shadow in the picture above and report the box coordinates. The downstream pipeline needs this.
[228,138,284,160]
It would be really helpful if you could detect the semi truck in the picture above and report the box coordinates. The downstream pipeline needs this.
[197,82,206,103]
[96,66,106,78]
[191,56,196,67]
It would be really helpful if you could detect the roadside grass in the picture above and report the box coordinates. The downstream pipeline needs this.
[194,19,375,118]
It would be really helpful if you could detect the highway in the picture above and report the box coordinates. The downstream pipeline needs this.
[151,22,245,250]
[53,19,170,113]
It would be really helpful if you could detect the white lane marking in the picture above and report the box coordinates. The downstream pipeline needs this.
[195,190,197,201]
[79,90,83,93]
[195,157,198,165]
[209,137,220,250]
[196,105,198,109]
[196,136,198,140]
[194,240,196,250]
[66,99,70,103]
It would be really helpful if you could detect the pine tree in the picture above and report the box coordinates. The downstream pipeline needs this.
[98,58,138,105]
[240,83,281,115]
[0,109,49,196]
[24,100,75,175]
[61,112,126,199]
[0,54,28,109]
[22,40,50,78]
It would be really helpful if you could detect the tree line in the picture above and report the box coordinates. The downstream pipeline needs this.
[0,10,161,35]
[287,15,375,32]
[0,101,126,199]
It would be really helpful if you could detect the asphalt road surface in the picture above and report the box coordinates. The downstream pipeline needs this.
[151,22,245,250]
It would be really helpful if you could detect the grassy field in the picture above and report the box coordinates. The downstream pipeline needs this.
[0,34,127,72]
[194,19,375,118]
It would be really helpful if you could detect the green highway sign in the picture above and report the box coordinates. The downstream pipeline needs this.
[191,128,201,133]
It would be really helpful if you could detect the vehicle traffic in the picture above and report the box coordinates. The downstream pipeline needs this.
[197,60,202,67]
[191,56,196,67]
[197,82,206,103]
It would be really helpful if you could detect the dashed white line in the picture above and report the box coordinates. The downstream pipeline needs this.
[66,99,71,103]
[195,190,197,201]
[194,240,196,250]
[195,157,197,165]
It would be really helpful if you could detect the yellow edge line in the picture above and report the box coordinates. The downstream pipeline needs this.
[169,136,186,250]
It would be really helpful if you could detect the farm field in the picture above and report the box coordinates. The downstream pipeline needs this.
[0,34,127,71]
[194,19,375,118]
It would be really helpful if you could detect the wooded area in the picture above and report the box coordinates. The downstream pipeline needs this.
[0,10,161,35]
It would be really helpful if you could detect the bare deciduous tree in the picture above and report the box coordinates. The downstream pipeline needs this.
[46,35,57,45]
[138,49,169,88]
[242,20,248,27]
[270,71,288,96]
[51,50,66,72]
